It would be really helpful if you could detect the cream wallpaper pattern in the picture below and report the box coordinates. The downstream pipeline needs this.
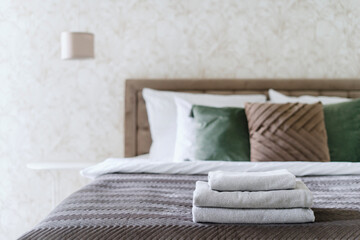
[1,0,360,239]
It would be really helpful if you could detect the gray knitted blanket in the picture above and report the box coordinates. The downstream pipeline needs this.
[19,174,360,240]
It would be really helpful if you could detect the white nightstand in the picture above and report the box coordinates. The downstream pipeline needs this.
[27,162,93,208]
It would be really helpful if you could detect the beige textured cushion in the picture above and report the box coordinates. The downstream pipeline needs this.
[244,102,330,162]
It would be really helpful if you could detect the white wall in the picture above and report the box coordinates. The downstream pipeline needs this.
[1,0,360,239]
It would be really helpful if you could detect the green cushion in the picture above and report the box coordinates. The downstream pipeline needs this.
[190,105,250,161]
[324,99,360,162]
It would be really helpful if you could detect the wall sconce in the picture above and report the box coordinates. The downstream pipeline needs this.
[61,32,94,60]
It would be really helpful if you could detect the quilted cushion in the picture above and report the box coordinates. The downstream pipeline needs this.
[244,102,330,162]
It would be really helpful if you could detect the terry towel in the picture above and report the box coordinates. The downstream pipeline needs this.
[192,206,315,224]
[208,169,296,191]
[194,180,313,209]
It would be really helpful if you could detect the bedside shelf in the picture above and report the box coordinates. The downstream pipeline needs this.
[27,162,93,170]
[27,161,94,208]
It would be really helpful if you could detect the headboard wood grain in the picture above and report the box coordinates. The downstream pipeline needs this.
[125,79,360,157]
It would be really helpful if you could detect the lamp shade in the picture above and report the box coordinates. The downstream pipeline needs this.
[61,32,94,60]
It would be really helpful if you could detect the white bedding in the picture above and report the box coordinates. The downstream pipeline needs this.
[81,158,360,179]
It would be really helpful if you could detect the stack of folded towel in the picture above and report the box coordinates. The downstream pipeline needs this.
[192,169,315,224]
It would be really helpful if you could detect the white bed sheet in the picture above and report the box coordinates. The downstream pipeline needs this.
[81,158,360,179]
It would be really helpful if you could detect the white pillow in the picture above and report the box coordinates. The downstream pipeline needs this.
[142,88,266,162]
[269,89,350,104]
[173,95,266,162]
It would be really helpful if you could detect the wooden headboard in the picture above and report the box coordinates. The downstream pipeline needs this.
[125,79,360,157]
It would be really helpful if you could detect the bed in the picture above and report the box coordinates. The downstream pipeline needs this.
[20,79,360,240]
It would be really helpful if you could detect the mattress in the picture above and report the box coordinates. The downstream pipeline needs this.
[19,171,360,239]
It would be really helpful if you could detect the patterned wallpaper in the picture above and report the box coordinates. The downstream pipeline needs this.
[1,0,360,239]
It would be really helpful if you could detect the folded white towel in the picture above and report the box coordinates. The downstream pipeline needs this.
[192,206,315,224]
[208,169,296,191]
[194,180,313,209]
